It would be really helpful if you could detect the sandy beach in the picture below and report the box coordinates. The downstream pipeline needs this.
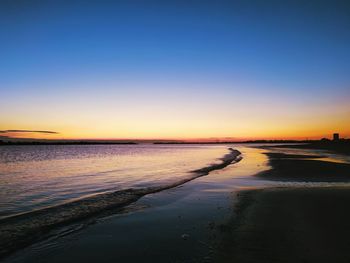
[2,145,350,263]
[215,145,350,263]
[216,187,350,263]
[257,152,350,182]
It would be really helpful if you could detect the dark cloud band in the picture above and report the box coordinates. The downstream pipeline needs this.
[0,130,59,134]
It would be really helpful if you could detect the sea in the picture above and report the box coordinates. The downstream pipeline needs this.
[0,144,238,219]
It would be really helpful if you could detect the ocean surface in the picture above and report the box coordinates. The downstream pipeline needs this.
[1,143,350,222]
[0,144,236,219]
[2,143,350,261]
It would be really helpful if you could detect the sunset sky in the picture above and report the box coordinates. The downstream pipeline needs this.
[1,0,349,140]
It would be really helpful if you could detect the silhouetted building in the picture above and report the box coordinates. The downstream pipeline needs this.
[333,133,339,141]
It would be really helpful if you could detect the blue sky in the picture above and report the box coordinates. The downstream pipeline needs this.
[1,0,349,139]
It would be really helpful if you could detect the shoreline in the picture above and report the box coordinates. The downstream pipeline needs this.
[3,145,350,262]
[0,148,242,260]
[261,141,350,155]
[256,152,350,182]
[214,147,350,262]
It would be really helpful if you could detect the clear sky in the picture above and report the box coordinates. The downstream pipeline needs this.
[1,0,349,140]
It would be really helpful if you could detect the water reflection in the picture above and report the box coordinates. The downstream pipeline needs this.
[0,144,228,219]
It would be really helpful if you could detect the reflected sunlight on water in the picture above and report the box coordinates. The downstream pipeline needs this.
[0,144,229,219]
[1,144,349,220]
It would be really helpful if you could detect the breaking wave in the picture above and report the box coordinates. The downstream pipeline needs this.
[0,148,242,258]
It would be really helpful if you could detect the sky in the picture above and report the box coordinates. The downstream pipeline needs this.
[1,0,350,140]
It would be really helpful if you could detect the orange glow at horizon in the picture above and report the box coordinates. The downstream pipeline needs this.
[2,1,350,144]
[1,80,349,141]
[2,124,350,141]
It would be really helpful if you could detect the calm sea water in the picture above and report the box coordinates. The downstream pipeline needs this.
[2,144,348,221]
[0,144,230,219]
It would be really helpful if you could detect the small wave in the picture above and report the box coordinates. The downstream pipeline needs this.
[0,148,242,259]
[192,148,242,174]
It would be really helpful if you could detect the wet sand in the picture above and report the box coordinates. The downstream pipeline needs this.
[216,187,350,263]
[257,152,350,182]
[215,149,350,263]
[264,141,350,155]
[3,146,350,263]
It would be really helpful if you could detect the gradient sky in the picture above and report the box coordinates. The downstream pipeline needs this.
[1,0,350,140]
